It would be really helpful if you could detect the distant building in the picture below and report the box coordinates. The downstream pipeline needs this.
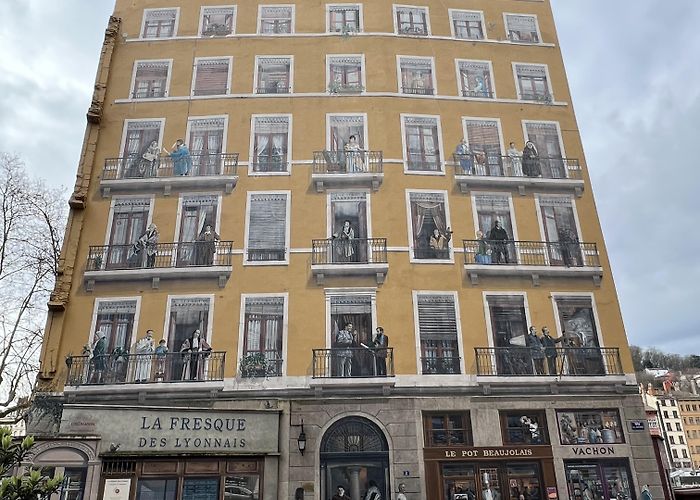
[676,392,700,470]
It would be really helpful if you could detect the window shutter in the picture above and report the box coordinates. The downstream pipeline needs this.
[194,59,229,96]
[464,120,501,151]
[248,194,288,257]
[417,295,458,341]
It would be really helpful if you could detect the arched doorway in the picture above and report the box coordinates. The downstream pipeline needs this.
[320,416,390,500]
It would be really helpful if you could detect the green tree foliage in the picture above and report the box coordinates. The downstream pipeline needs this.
[0,427,63,500]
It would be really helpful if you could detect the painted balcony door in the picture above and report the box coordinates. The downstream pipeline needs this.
[525,122,565,178]
[406,122,439,171]
[539,197,580,266]
[107,207,148,268]
[330,193,368,263]
[177,195,218,266]
[487,296,529,375]
[188,118,224,175]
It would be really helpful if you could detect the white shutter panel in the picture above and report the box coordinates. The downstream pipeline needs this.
[417,295,458,341]
[248,194,288,260]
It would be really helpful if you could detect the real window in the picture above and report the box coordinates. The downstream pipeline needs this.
[132,61,170,98]
[242,296,284,376]
[463,119,504,175]
[45,467,86,500]
[670,436,676,444]
[515,64,551,102]
[176,194,219,266]
[423,412,472,447]
[193,58,231,96]
[674,411,679,419]
[399,57,435,95]
[457,61,494,98]
[142,8,178,39]
[403,116,442,172]
[186,117,226,175]
[250,116,291,173]
[672,449,679,458]
[677,422,682,432]
[328,4,361,33]
[664,411,669,418]
[93,299,138,354]
[501,411,548,445]
[564,460,634,500]
[450,10,484,40]
[557,410,624,445]
[486,295,529,373]
[327,55,364,93]
[395,6,429,36]
[200,6,236,36]
[666,422,672,431]
[259,5,294,34]
[255,57,292,94]
[505,14,540,43]
[680,436,686,445]
[106,198,152,268]
[474,194,516,263]
[245,192,289,262]
[416,293,461,374]
[407,192,450,260]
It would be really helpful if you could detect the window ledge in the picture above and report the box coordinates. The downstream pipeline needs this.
[100,175,239,197]
[455,174,584,197]
[84,266,232,290]
[464,264,602,286]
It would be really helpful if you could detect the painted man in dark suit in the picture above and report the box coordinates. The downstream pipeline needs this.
[372,326,389,376]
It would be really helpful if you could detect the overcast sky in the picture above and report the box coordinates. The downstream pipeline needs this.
[0,1,697,353]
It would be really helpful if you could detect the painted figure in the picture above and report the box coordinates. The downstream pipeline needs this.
[134,330,155,383]
[90,331,108,384]
[487,220,510,264]
[154,339,168,381]
[344,134,365,172]
[396,483,408,500]
[180,329,212,380]
[455,138,473,174]
[332,486,351,500]
[522,141,541,177]
[365,480,382,500]
[429,227,452,258]
[507,142,523,176]
[170,139,193,175]
[196,224,220,266]
[372,327,389,376]
[333,220,356,262]
[336,323,356,377]
[526,326,545,375]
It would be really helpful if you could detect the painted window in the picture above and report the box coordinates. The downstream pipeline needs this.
[193,59,230,96]
[501,411,549,445]
[463,120,503,175]
[106,198,151,268]
[416,294,460,374]
[329,294,376,376]
[94,299,138,353]
[246,193,289,262]
[177,194,219,266]
[474,194,515,263]
[505,14,540,43]
[451,10,484,40]
[142,9,177,38]
[404,116,441,172]
[399,57,434,95]
[201,6,236,36]
[515,64,551,102]
[485,295,529,374]
[132,61,169,98]
[251,116,290,172]
[242,296,284,376]
[458,61,493,98]
[259,6,294,34]
[395,6,429,35]
[564,460,634,500]
[408,192,450,259]
[557,410,624,445]
[166,297,212,354]
[328,4,361,33]
[187,117,226,175]
[538,196,581,266]
[328,55,363,93]
[255,57,291,94]
[423,412,472,446]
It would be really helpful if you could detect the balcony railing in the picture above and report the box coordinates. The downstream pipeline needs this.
[421,356,461,375]
[328,83,364,94]
[132,89,166,99]
[87,241,234,271]
[246,248,287,262]
[407,152,441,172]
[312,347,394,378]
[462,89,494,99]
[260,21,292,34]
[475,347,623,377]
[398,25,428,36]
[255,85,290,94]
[453,153,581,180]
[312,238,388,265]
[402,86,435,95]
[251,154,288,173]
[103,153,239,180]
[463,240,600,268]
[313,151,383,175]
[66,351,226,386]
[519,91,553,103]
[239,351,283,378]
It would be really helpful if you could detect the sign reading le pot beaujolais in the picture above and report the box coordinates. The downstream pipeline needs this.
[60,407,279,454]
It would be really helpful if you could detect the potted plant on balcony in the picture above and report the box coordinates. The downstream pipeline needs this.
[239,352,269,378]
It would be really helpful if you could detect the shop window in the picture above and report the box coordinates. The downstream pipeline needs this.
[505,14,540,43]
[395,6,430,36]
[501,411,549,445]
[564,460,635,500]
[557,410,624,445]
[200,6,235,36]
[441,462,542,500]
[245,192,289,262]
[424,412,472,447]
[142,9,178,38]
[450,10,484,40]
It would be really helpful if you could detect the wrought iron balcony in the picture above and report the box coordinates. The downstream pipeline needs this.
[312,347,394,378]
[311,238,388,284]
[453,153,584,195]
[251,154,288,173]
[260,21,292,34]
[474,347,623,377]
[519,91,553,103]
[402,86,434,95]
[238,351,283,378]
[328,83,364,94]
[312,150,383,191]
[255,85,290,94]
[421,356,461,375]
[398,25,428,36]
[462,89,494,99]
[462,239,602,285]
[246,248,287,262]
[100,153,239,195]
[65,351,226,386]
[132,89,167,99]
[84,241,233,290]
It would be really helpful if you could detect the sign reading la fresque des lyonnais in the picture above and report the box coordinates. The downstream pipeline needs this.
[60,407,279,455]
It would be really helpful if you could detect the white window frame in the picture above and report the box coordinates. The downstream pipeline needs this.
[470,191,519,247]
[129,59,173,99]
[550,292,605,349]
[461,116,506,154]
[454,59,496,99]
[405,189,453,263]
[400,114,445,175]
[511,62,553,101]
[257,4,296,35]
[243,190,292,266]
[162,294,216,346]
[323,288,378,348]
[533,193,584,244]
[191,57,234,96]
[482,291,532,349]
[325,3,364,33]
[396,55,437,96]
[325,112,369,151]
[248,114,293,176]
[521,120,567,158]
[88,297,143,350]
[252,55,294,94]
[447,9,486,40]
[198,5,237,37]
[325,54,367,93]
[237,293,289,376]
[503,12,543,44]
[103,195,155,246]
[412,290,465,375]
[173,192,224,244]
[140,8,180,39]
[184,114,229,155]
[326,190,373,239]
[118,118,166,158]
[392,4,431,36]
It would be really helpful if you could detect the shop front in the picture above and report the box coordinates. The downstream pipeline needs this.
[424,447,557,500]
[59,405,280,500]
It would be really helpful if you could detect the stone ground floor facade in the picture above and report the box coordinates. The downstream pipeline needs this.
[25,388,662,500]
